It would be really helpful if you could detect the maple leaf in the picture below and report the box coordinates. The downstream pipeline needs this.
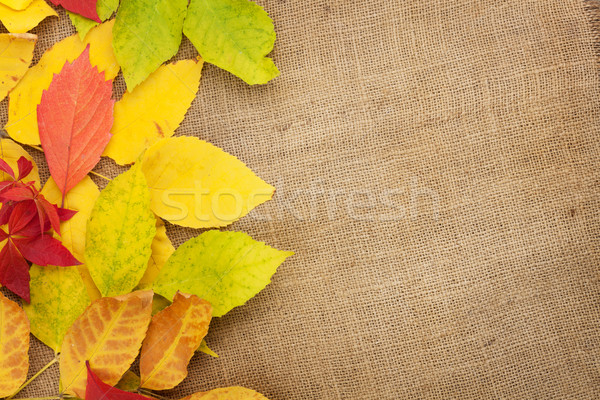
[0,291,30,397]
[49,0,101,22]
[38,46,114,202]
[0,0,57,34]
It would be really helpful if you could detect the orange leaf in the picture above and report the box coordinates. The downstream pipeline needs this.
[181,387,270,400]
[60,290,153,397]
[0,291,29,397]
[140,292,212,390]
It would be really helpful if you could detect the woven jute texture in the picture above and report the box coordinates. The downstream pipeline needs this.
[4,0,600,399]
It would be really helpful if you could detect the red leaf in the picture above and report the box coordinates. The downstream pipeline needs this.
[38,47,114,198]
[0,158,15,179]
[8,201,37,235]
[0,186,35,202]
[37,197,62,235]
[13,235,81,267]
[0,203,15,226]
[57,206,78,222]
[16,157,34,181]
[0,240,30,302]
[49,0,101,22]
[0,228,7,242]
[86,362,152,400]
[14,216,51,238]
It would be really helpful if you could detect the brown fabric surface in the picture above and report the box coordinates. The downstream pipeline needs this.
[4,0,600,399]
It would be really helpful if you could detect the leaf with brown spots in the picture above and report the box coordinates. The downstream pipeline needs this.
[139,292,212,390]
[0,291,30,398]
[0,33,36,101]
[181,387,271,400]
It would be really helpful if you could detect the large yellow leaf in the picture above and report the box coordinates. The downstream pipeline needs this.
[140,292,212,390]
[103,58,204,165]
[0,33,36,101]
[0,0,32,11]
[0,291,29,398]
[6,20,119,145]
[0,0,57,33]
[141,137,275,229]
[182,387,270,400]
[60,290,153,397]
[0,139,39,186]
[137,217,175,290]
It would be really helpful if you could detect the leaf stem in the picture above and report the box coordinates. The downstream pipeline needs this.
[137,388,170,400]
[89,170,112,181]
[7,356,59,400]
[25,145,44,153]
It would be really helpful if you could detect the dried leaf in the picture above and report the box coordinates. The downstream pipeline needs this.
[182,387,270,400]
[0,33,36,101]
[6,20,119,145]
[103,58,204,165]
[86,163,156,297]
[86,362,151,400]
[0,291,29,397]
[137,217,175,290]
[0,0,57,33]
[184,0,279,85]
[140,292,212,390]
[60,290,153,397]
[0,139,39,187]
[154,230,293,317]
[38,47,114,197]
[141,137,275,229]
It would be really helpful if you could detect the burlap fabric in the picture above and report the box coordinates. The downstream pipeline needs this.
[3,0,599,398]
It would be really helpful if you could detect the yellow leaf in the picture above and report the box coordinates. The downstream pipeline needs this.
[182,387,270,400]
[0,0,33,11]
[140,292,212,390]
[0,291,29,398]
[60,290,153,397]
[104,58,204,165]
[198,340,218,358]
[0,33,36,101]
[0,0,57,33]
[6,20,119,145]
[39,176,102,300]
[0,139,39,186]
[141,137,275,229]
[137,217,175,290]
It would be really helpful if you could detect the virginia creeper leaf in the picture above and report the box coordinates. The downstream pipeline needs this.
[86,163,156,297]
[7,20,119,145]
[38,47,114,197]
[0,139,39,186]
[49,0,101,22]
[87,363,151,400]
[113,0,187,90]
[0,0,32,10]
[140,292,212,390]
[182,387,270,400]
[103,58,204,165]
[183,0,279,85]
[154,230,293,317]
[0,0,57,33]
[0,33,36,101]
[0,291,29,397]
[141,137,275,229]
[0,239,29,300]
[137,217,175,290]
[60,290,153,397]
[68,0,119,40]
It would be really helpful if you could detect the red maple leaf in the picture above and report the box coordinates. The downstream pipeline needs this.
[86,361,152,400]
[48,0,101,22]
[38,46,114,205]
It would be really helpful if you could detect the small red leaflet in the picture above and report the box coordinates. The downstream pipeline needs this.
[48,0,101,22]
[86,362,152,400]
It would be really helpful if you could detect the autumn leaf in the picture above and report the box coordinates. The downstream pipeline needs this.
[6,20,119,145]
[86,362,152,400]
[60,290,153,397]
[0,139,39,187]
[86,163,156,297]
[103,58,204,165]
[49,0,101,22]
[0,33,36,101]
[0,0,57,33]
[137,217,175,290]
[182,387,270,400]
[0,291,29,398]
[0,0,32,10]
[140,292,212,390]
[184,0,279,85]
[198,340,218,358]
[38,47,114,199]
[68,0,118,39]
[141,137,275,229]
[113,0,187,90]
[154,230,293,317]
[115,370,141,392]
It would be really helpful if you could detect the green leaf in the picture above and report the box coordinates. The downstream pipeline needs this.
[153,230,293,317]
[198,339,219,358]
[183,0,279,85]
[85,163,156,297]
[68,0,119,40]
[113,0,187,90]
[23,266,90,353]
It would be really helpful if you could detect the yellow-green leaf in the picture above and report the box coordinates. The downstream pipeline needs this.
[6,20,119,145]
[0,33,36,102]
[86,163,156,297]
[0,139,39,187]
[116,370,141,392]
[141,137,275,229]
[182,387,270,400]
[154,230,293,317]
[113,0,187,90]
[0,291,29,398]
[183,0,279,85]
[67,0,119,39]
[198,340,218,358]
[137,217,175,290]
[0,0,57,33]
[103,58,204,165]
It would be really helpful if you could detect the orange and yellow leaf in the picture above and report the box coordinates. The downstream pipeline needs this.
[182,387,270,400]
[0,291,29,397]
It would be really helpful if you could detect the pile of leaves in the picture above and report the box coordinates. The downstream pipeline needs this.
[0,1,290,400]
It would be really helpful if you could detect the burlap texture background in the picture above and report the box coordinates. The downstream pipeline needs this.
[3,0,599,399]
